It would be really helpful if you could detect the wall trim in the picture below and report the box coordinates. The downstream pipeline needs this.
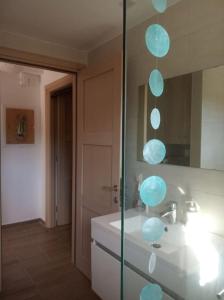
[0,46,86,73]
[2,218,44,228]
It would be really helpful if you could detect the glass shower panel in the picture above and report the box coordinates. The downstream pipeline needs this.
[122,0,224,299]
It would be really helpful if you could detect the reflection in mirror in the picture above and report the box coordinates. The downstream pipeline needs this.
[138,66,224,171]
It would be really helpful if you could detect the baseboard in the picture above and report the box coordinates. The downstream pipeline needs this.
[2,218,46,228]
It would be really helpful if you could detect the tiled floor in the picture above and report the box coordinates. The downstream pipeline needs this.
[1,221,100,300]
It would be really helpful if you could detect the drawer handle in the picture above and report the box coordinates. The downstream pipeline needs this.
[217,289,224,299]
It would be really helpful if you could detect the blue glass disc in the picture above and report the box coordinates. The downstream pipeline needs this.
[152,0,167,13]
[143,139,166,165]
[140,284,163,300]
[142,218,165,242]
[140,176,167,207]
[149,69,164,97]
[150,108,161,130]
[145,24,170,58]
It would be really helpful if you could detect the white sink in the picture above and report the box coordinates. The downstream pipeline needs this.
[110,215,186,254]
[110,215,148,233]
[93,209,224,299]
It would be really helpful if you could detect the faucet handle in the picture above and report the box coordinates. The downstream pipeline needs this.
[160,201,177,224]
[185,200,200,212]
[168,201,177,210]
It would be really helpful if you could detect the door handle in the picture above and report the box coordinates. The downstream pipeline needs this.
[113,185,119,205]
[113,185,118,192]
[102,185,119,205]
[102,185,118,192]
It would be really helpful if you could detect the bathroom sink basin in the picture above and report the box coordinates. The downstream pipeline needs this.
[110,215,148,233]
[110,214,186,254]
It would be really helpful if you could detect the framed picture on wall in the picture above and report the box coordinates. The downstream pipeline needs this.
[6,108,35,144]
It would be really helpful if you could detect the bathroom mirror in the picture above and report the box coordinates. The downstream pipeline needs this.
[127,0,224,172]
[137,65,224,171]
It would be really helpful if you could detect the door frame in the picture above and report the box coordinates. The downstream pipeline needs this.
[0,50,82,291]
[0,47,85,72]
[45,74,76,262]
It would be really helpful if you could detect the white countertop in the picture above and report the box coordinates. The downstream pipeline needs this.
[91,209,224,300]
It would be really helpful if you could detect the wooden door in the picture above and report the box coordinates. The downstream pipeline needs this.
[52,87,73,226]
[76,56,122,278]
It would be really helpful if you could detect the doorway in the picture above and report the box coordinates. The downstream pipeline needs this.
[51,86,73,226]
[0,63,77,295]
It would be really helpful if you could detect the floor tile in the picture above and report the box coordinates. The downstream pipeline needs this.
[1,222,99,300]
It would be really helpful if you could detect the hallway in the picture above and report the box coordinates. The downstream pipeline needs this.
[1,221,99,300]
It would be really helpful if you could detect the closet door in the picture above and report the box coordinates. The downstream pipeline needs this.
[76,55,122,278]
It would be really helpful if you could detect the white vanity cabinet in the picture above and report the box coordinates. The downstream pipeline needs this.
[91,211,224,300]
[91,242,174,300]
[91,243,120,300]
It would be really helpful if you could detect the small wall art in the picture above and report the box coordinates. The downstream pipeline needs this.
[6,108,35,144]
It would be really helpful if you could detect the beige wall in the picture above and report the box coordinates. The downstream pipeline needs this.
[88,36,122,66]
[0,70,42,225]
[190,72,202,168]
[89,0,224,236]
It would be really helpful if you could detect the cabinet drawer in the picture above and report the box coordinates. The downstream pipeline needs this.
[91,243,120,300]
[124,265,174,300]
[91,242,175,300]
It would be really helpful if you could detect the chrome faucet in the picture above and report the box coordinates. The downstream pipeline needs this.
[160,201,177,224]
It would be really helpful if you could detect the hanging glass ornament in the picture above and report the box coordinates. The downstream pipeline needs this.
[142,217,165,242]
[149,69,164,97]
[152,0,167,13]
[140,176,167,207]
[143,139,166,165]
[140,284,163,300]
[150,108,161,130]
[148,252,157,274]
[145,24,170,58]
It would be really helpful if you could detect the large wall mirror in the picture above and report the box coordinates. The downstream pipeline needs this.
[125,0,224,173]
[137,65,224,171]
[125,0,224,216]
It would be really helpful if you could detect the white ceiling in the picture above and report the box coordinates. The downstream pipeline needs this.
[0,0,182,52]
